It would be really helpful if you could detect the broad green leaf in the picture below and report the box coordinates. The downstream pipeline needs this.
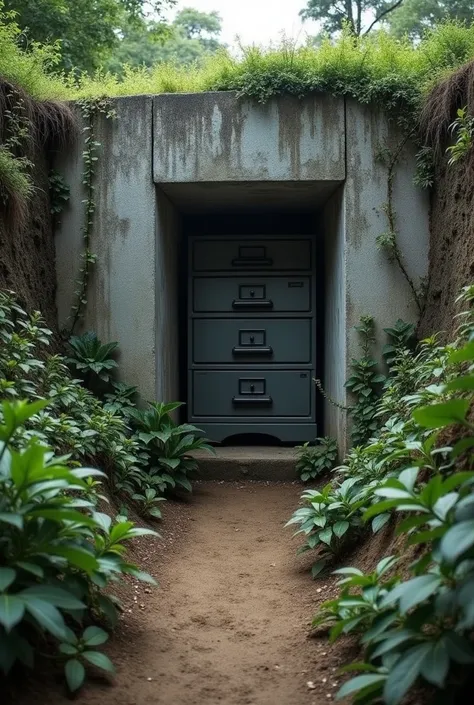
[333,521,349,538]
[65,658,85,692]
[450,342,474,363]
[442,631,474,664]
[370,630,416,659]
[83,626,109,646]
[97,595,119,627]
[311,560,327,578]
[440,519,474,563]
[70,468,106,479]
[446,375,474,391]
[420,640,450,687]
[383,575,441,614]
[0,568,16,592]
[20,586,85,610]
[0,595,25,631]
[93,512,112,533]
[319,527,333,545]
[59,643,78,656]
[383,644,432,705]
[333,567,364,577]
[28,508,96,526]
[376,556,398,577]
[43,545,98,573]
[361,612,399,644]
[83,650,115,673]
[25,597,67,639]
[14,399,50,425]
[336,674,386,699]
[413,400,470,429]
[121,567,157,585]
[159,457,180,470]
[452,439,474,460]
[0,512,23,529]
[372,513,390,533]
[398,467,420,492]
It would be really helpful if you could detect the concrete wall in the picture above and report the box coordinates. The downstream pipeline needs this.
[54,91,430,449]
[155,188,181,404]
[323,188,347,455]
[153,92,345,183]
[344,100,430,368]
[56,97,158,400]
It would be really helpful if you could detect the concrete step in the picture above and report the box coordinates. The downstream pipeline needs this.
[192,446,298,481]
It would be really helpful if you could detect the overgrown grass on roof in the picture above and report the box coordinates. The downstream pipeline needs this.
[67,22,474,120]
[3,5,474,125]
[0,8,68,101]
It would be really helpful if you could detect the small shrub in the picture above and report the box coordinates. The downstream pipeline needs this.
[0,398,157,690]
[446,106,474,166]
[286,479,368,577]
[296,436,338,482]
[67,332,118,391]
[129,401,215,493]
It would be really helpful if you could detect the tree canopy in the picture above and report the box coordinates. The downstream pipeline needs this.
[300,0,404,35]
[388,0,474,39]
[300,0,474,38]
[2,0,174,72]
[106,7,223,75]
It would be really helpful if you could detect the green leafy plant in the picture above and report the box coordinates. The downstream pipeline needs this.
[60,626,114,692]
[382,320,416,368]
[296,436,338,482]
[48,169,70,216]
[67,331,118,389]
[131,487,165,519]
[129,401,215,493]
[447,106,474,166]
[306,288,474,705]
[413,145,435,189]
[346,316,386,447]
[286,479,368,577]
[103,381,138,416]
[312,556,400,642]
[0,398,157,689]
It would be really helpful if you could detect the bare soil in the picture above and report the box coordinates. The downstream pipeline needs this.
[418,156,474,341]
[13,481,364,705]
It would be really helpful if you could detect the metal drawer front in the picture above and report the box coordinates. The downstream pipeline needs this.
[192,370,312,417]
[193,319,312,364]
[193,277,311,313]
[193,239,311,271]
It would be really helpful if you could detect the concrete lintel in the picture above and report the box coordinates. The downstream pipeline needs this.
[153,91,346,183]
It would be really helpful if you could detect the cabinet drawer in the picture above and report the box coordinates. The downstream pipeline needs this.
[192,370,312,418]
[192,239,311,271]
[192,319,312,364]
[193,277,311,313]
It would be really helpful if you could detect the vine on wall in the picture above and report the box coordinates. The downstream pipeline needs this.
[376,133,425,316]
[67,98,116,337]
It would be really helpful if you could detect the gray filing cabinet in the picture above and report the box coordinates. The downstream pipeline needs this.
[188,235,317,442]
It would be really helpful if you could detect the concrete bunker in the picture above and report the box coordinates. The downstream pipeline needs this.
[55,92,430,452]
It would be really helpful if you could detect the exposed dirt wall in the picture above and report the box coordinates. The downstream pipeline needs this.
[418,156,474,340]
[0,146,58,332]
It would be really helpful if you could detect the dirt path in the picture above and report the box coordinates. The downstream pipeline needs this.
[18,482,354,705]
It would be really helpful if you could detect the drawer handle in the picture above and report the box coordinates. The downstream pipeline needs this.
[232,346,273,356]
[232,257,273,267]
[232,396,273,405]
[232,299,273,309]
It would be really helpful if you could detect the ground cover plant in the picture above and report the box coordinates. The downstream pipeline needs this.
[289,285,474,704]
[296,436,338,482]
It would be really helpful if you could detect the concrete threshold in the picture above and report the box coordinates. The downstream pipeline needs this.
[191,446,298,481]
